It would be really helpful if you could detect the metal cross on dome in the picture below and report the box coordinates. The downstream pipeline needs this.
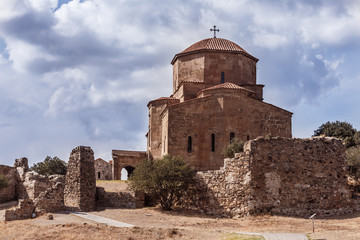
[210,25,219,38]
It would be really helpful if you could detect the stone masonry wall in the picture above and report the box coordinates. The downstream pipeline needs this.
[34,182,64,214]
[2,199,34,221]
[183,137,354,217]
[95,158,112,180]
[249,137,353,216]
[96,187,144,209]
[0,165,17,203]
[64,146,96,211]
[182,153,252,217]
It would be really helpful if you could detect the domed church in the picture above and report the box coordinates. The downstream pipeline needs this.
[112,32,292,179]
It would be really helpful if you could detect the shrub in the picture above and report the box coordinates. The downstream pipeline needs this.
[222,138,244,158]
[346,146,360,177]
[128,155,194,210]
[313,121,358,147]
[30,156,67,176]
[0,174,9,190]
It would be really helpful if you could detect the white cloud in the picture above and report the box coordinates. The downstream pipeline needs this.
[0,0,360,166]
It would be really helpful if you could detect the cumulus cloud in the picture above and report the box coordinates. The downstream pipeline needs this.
[0,0,359,165]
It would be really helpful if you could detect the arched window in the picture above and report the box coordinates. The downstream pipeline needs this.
[187,136,192,152]
[97,172,101,179]
[230,132,235,143]
[221,72,225,83]
[211,133,215,152]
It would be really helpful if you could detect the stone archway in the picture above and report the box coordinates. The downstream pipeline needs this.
[121,166,135,180]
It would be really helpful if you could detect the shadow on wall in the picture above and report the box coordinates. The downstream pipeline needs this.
[121,166,135,180]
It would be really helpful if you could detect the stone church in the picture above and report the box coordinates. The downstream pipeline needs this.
[112,35,292,179]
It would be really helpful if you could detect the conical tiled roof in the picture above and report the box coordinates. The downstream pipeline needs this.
[197,82,256,96]
[171,38,258,64]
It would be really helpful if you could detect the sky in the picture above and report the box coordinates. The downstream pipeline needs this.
[0,0,360,167]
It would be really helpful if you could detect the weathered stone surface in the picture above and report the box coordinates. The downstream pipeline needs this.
[95,158,112,180]
[0,165,17,203]
[112,150,146,180]
[182,137,354,217]
[3,199,34,221]
[64,146,96,211]
[34,182,64,214]
[96,187,144,209]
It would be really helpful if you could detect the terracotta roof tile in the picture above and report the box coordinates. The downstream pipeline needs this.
[147,97,179,106]
[171,38,258,64]
[181,38,248,54]
[197,82,256,95]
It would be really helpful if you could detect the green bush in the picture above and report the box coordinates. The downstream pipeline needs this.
[128,155,194,210]
[222,138,244,158]
[313,121,358,147]
[346,146,360,177]
[30,156,67,176]
[0,174,9,190]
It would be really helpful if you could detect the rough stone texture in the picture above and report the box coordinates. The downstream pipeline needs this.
[3,199,34,221]
[64,146,96,211]
[0,165,17,203]
[96,187,144,209]
[182,137,354,217]
[95,158,112,180]
[34,182,64,214]
[0,159,64,220]
[112,150,146,180]
[163,92,292,170]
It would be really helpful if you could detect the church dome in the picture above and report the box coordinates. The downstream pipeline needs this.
[171,38,258,64]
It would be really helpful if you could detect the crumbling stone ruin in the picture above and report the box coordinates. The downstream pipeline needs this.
[182,137,354,217]
[64,146,96,211]
[0,157,65,221]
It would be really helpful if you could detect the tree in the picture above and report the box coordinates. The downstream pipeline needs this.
[30,156,67,176]
[346,146,360,177]
[313,121,358,147]
[222,138,244,158]
[0,174,9,190]
[128,155,194,211]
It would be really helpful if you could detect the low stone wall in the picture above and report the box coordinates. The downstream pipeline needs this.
[3,199,34,221]
[182,137,354,217]
[0,165,17,203]
[96,187,144,208]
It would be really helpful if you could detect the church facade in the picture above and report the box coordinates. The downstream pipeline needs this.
[113,37,292,178]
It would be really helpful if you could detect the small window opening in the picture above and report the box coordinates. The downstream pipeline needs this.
[247,135,250,140]
[97,172,101,179]
[211,133,215,152]
[221,72,225,83]
[230,132,235,143]
[187,136,192,152]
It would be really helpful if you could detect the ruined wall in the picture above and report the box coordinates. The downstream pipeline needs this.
[64,146,96,211]
[2,199,34,221]
[34,182,64,214]
[0,165,17,203]
[248,137,353,216]
[95,158,112,180]
[182,153,252,217]
[96,187,144,209]
[183,137,354,217]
